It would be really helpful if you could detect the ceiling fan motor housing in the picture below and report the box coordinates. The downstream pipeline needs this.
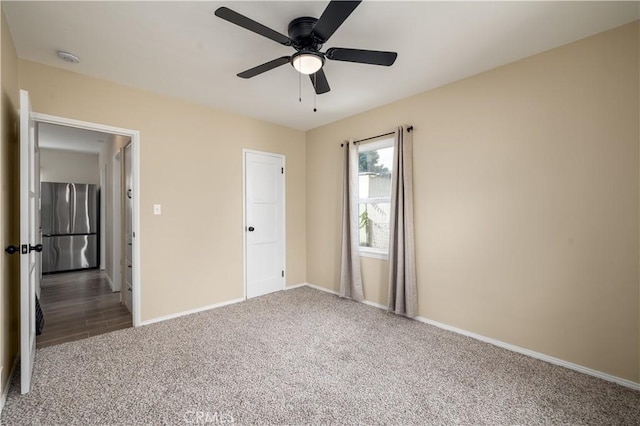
[288,17,323,51]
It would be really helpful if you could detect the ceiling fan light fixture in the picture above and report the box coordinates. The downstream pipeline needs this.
[292,52,323,75]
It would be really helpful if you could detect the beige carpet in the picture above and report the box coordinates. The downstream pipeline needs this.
[2,287,638,425]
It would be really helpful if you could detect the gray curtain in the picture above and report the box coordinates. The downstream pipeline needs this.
[339,141,364,301]
[388,126,418,317]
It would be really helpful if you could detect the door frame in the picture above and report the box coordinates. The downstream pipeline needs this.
[112,151,122,293]
[32,112,142,327]
[100,165,106,271]
[242,149,286,300]
[121,142,134,311]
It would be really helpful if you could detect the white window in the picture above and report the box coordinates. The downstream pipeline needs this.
[358,138,394,259]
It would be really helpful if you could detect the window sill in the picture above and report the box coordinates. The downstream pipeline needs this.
[359,248,389,260]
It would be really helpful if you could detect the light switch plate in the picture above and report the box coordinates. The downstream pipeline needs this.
[153,204,162,215]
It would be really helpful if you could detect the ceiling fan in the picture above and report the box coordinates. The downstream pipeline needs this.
[214,1,398,95]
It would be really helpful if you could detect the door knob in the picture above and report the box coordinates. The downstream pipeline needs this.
[248,226,255,232]
[29,244,43,253]
[5,245,20,255]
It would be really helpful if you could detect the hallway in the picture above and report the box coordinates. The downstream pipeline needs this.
[37,270,132,348]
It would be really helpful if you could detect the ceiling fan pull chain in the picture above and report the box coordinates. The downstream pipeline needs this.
[313,73,318,112]
[299,70,302,103]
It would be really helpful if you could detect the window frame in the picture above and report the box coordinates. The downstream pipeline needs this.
[357,137,394,260]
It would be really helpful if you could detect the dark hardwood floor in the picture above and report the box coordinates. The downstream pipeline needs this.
[37,269,132,349]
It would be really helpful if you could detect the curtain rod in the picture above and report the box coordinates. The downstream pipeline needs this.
[340,126,413,147]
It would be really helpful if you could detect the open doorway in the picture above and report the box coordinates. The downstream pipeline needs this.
[35,121,137,348]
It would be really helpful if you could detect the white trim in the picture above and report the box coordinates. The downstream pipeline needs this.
[357,137,394,152]
[99,165,106,270]
[144,284,305,326]
[105,274,115,293]
[361,299,387,310]
[242,149,286,300]
[0,356,20,415]
[359,247,389,260]
[285,283,307,290]
[241,151,247,300]
[303,282,640,391]
[140,297,245,326]
[111,151,122,293]
[413,316,640,391]
[31,113,142,327]
[32,113,134,137]
[305,283,339,295]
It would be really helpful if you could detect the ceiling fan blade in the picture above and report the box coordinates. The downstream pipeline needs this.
[326,48,397,66]
[309,68,331,94]
[237,56,291,79]
[312,1,361,43]
[215,7,291,46]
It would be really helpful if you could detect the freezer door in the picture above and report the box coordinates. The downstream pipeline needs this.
[69,184,98,234]
[42,234,98,273]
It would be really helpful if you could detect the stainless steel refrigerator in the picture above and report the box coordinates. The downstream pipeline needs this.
[41,182,98,273]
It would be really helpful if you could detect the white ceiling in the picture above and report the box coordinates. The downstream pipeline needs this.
[4,1,639,131]
[39,122,111,154]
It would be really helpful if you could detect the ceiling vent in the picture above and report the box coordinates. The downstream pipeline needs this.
[56,50,80,64]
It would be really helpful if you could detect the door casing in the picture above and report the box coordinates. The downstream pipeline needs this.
[122,142,134,312]
[111,151,122,293]
[100,165,107,271]
[31,112,142,326]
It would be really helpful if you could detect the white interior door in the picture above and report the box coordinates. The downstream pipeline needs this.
[20,89,40,394]
[100,166,106,271]
[111,152,122,292]
[245,151,285,299]
[34,135,41,300]
[123,143,133,311]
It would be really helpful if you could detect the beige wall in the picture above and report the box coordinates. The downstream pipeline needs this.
[40,148,99,184]
[306,22,640,383]
[0,8,20,399]
[3,13,636,390]
[19,60,307,322]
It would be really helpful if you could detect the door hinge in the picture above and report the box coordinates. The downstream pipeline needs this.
[281,270,284,277]
[281,167,284,174]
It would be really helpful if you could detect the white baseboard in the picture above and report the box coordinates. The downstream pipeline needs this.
[142,283,311,326]
[414,316,640,391]
[140,297,245,326]
[0,355,19,416]
[361,299,387,310]
[105,274,115,292]
[304,282,639,391]
[306,283,339,295]
[285,283,307,290]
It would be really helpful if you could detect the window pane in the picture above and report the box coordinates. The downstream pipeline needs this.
[358,142,393,252]
[358,146,393,199]
[358,202,390,251]
[359,146,393,175]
